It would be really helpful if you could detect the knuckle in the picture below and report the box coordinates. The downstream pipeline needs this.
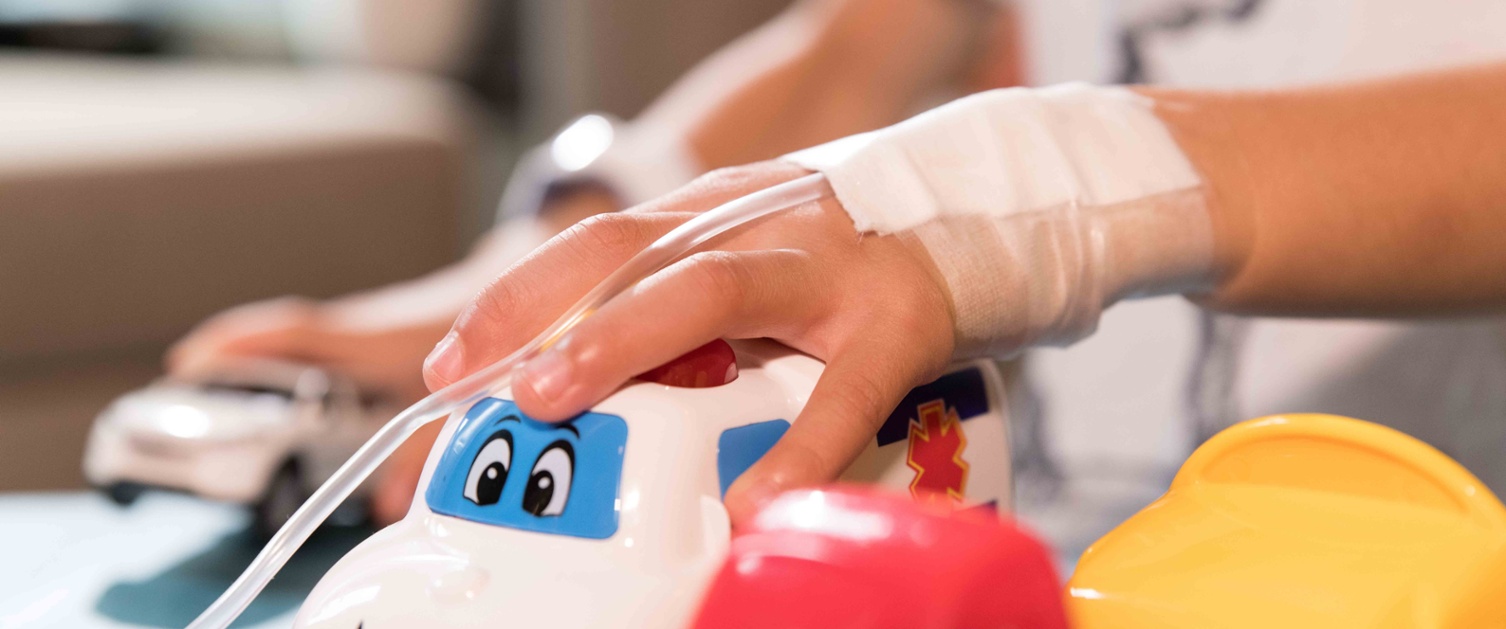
[686,162,808,198]
[563,213,653,259]
[678,251,748,311]
[828,369,892,430]
[469,276,522,332]
[893,295,942,338]
[696,164,764,188]
[557,332,609,377]
[779,438,838,482]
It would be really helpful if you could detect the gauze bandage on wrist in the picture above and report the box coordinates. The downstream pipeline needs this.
[784,83,1212,357]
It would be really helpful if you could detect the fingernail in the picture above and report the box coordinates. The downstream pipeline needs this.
[519,349,574,404]
[424,332,465,384]
[724,477,784,530]
[741,477,784,514]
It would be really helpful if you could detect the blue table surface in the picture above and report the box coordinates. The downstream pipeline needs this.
[0,492,371,629]
[0,477,1160,628]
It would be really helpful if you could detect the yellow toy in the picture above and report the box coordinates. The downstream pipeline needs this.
[1068,414,1506,628]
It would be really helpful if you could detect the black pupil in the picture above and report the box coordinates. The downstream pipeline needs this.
[523,471,554,515]
[475,462,506,505]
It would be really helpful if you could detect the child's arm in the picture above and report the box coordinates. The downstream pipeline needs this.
[427,64,1506,525]
[641,0,1010,172]
[1151,63,1506,316]
[421,65,1506,526]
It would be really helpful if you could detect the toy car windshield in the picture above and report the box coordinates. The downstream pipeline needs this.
[197,381,297,400]
[426,398,628,540]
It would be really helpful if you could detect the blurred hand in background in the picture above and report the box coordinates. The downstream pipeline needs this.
[167,188,619,522]
[164,0,1020,524]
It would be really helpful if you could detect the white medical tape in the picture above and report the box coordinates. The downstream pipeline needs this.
[784,83,1213,356]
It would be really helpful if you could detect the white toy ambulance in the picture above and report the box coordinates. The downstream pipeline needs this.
[83,360,390,535]
[295,339,1011,628]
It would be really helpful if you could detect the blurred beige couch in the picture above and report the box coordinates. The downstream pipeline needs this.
[0,53,477,488]
[0,0,789,491]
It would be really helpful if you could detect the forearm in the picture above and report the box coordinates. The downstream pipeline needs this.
[1149,63,1506,316]
[638,0,997,170]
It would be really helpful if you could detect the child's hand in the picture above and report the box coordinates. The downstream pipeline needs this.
[168,297,447,403]
[423,161,958,525]
[165,190,618,524]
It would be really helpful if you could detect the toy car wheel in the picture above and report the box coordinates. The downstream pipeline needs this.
[104,482,146,507]
[326,493,372,529]
[254,461,306,538]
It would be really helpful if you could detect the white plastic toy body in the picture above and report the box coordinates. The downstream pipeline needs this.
[296,340,1010,628]
[83,360,390,534]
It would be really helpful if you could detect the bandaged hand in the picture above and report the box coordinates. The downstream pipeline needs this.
[423,162,954,523]
[786,83,1214,356]
[424,84,1215,524]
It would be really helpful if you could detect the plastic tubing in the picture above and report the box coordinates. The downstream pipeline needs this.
[186,172,832,629]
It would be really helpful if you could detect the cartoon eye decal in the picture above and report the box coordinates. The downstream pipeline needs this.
[464,431,513,506]
[523,440,574,517]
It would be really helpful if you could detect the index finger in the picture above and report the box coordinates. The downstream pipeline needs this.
[424,163,811,391]
[423,211,694,390]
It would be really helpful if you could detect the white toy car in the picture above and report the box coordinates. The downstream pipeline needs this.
[295,339,1012,628]
[83,360,390,536]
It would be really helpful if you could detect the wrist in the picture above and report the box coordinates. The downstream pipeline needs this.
[785,83,1216,355]
[1095,189,1219,303]
[1135,88,1258,301]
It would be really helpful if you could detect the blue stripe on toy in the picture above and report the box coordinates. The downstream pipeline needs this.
[875,367,989,447]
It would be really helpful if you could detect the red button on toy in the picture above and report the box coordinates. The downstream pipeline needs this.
[636,339,738,388]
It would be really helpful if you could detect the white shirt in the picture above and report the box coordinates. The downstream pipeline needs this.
[1012,0,1506,540]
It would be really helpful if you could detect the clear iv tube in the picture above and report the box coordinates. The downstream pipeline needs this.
[186,173,832,629]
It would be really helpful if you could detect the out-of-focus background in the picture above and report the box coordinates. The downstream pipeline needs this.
[0,4,784,624]
[5,0,1506,626]
[0,0,790,492]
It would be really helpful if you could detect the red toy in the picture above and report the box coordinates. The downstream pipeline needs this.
[636,339,739,387]
[689,487,1070,629]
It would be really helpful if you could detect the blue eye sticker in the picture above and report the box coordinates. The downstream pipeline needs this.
[426,398,628,540]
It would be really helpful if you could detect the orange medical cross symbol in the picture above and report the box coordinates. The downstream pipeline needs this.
[905,399,970,504]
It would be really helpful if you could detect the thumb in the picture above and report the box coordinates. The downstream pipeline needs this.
[723,341,940,526]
